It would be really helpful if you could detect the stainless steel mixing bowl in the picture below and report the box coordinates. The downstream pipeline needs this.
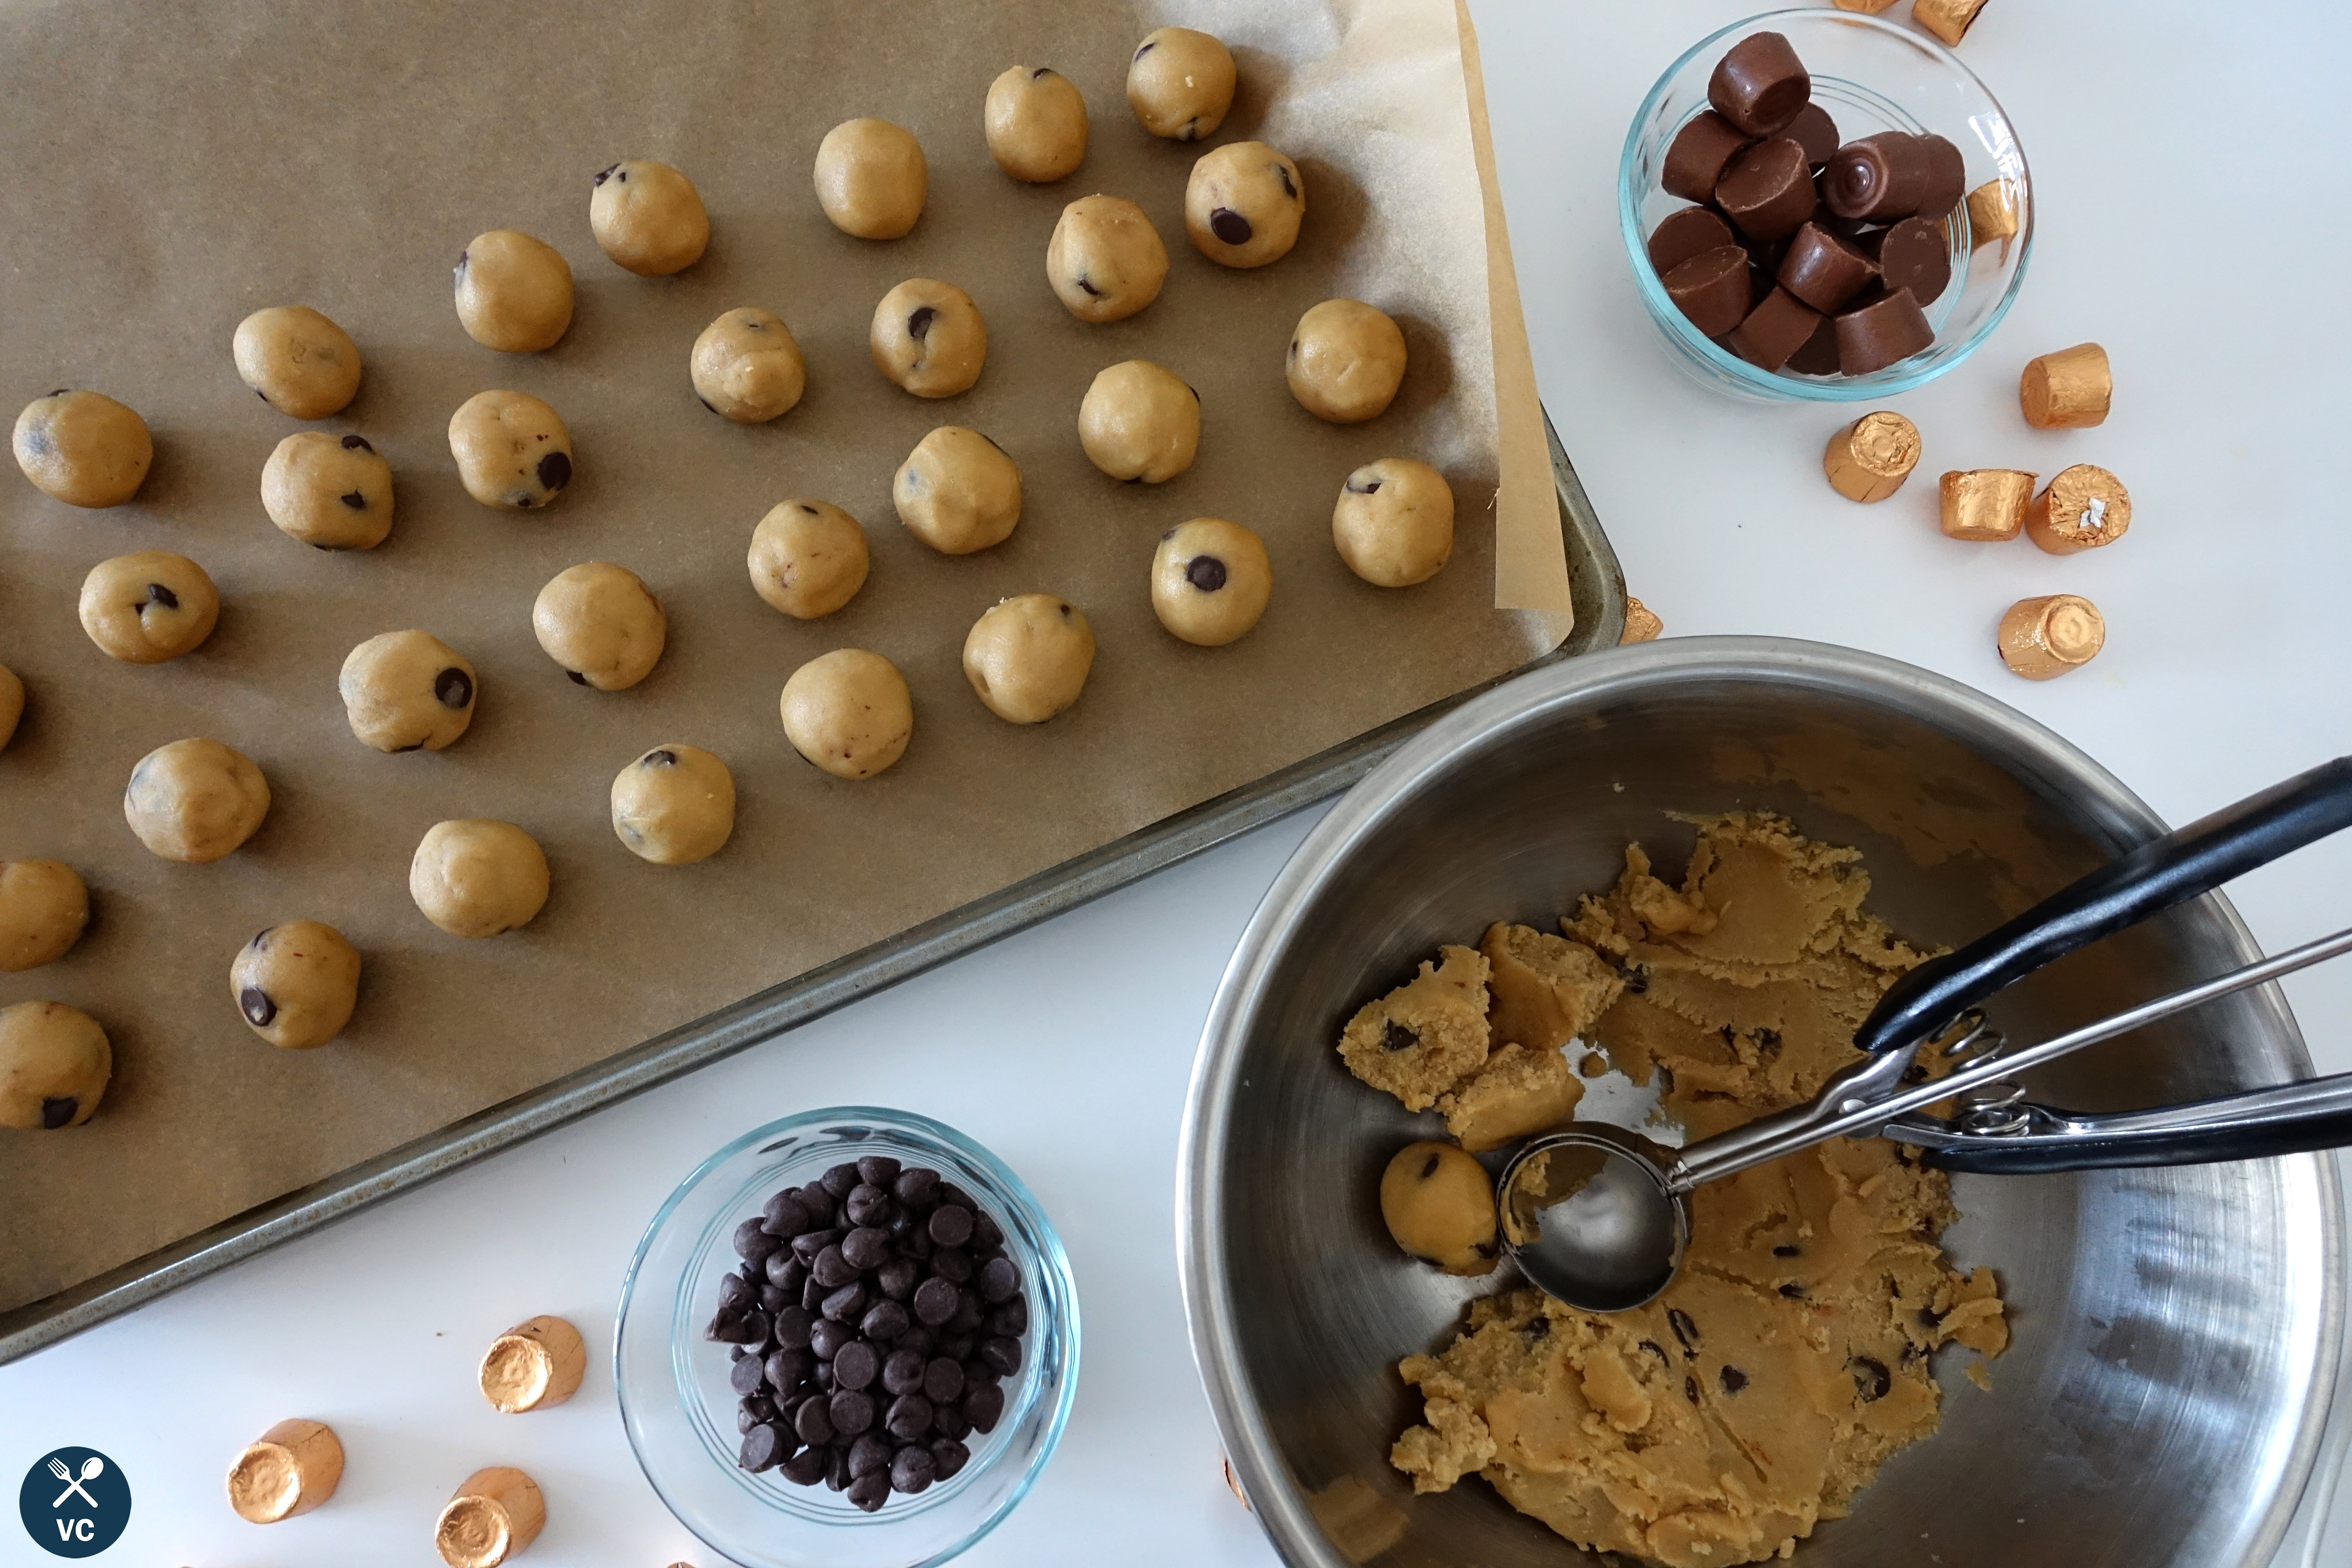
[1179,638,2342,1568]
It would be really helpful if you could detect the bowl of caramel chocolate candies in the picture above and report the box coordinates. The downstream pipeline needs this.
[1618,8,2031,400]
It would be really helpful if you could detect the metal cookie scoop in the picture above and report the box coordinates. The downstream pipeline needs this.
[1499,756,2352,1313]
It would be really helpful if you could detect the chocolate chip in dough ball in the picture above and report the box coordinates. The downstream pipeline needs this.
[453,230,574,352]
[0,663,21,750]
[986,66,1089,183]
[1045,195,1168,323]
[533,562,666,691]
[123,737,270,863]
[749,499,869,619]
[1379,1140,1497,1275]
[448,389,573,510]
[1185,141,1305,269]
[781,649,913,780]
[590,159,709,276]
[233,306,362,419]
[963,595,1096,724]
[1288,299,1406,424]
[1152,518,1271,647]
[0,860,88,972]
[340,629,477,752]
[410,819,549,938]
[231,921,360,1049]
[12,390,152,507]
[814,118,927,240]
[263,431,392,550]
[692,308,806,424]
[1333,458,1454,587]
[611,744,736,864]
[893,426,1020,555]
[0,1001,110,1130]
[79,550,220,664]
[1079,360,1198,483]
[1127,27,1236,141]
[870,279,987,398]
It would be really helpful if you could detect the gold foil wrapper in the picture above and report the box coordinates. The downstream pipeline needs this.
[1939,469,2035,542]
[2021,342,2111,429]
[479,1314,586,1414]
[1224,1455,1253,1510]
[435,1467,545,1568]
[1824,411,1922,503]
[1833,0,1903,10]
[1621,597,1664,644]
[1999,594,2106,680]
[1966,180,2021,246]
[226,1418,343,1524]
[2025,464,2132,554]
[1912,0,1990,45]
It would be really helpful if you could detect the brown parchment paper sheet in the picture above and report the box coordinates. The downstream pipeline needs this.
[0,0,1571,1311]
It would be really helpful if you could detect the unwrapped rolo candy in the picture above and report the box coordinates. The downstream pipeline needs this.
[1661,245,1753,338]
[1707,31,1811,137]
[1835,288,1934,375]
[1662,111,1752,205]
[1715,138,1817,242]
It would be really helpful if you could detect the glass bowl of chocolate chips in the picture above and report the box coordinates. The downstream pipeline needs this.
[1619,7,2032,401]
[617,1106,1078,1568]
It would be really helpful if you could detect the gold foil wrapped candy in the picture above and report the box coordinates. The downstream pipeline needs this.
[1967,180,2021,246]
[226,1418,343,1523]
[1833,0,1902,10]
[2025,464,2132,554]
[2021,343,2112,429]
[1999,594,2106,680]
[479,1314,586,1413]
[1621,597,1664,644]
[1823,411,1921,502]
[435,1466,545,1568]
[1913,0,1990,45]
[1939,469,2035,541]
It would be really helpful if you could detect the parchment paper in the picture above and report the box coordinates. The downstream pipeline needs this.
[0,0,1570,1311]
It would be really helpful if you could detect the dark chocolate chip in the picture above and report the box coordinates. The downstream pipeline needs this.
[1185,554,1228,592]
[914,1276,959,1326]
[1075,275,1103,297]
[594,162,619,185]
[947,1286,985,1333]
[809,1317,851,1361]
[892,1442,938,1494]
[987,1297,1028,1338]
[567,670,588,685]
[825,1447,851,1490]
[856,1154,900,1186]
[794,1394,835,1445]
[239,986,277,1027]
[1779,1282,1806,1299]
[735,1217,782,1263]
[1276,163,1297,200]
[847,1468,890,1511]
[433,667,473,709]
[730,1351,768,1395]
[848,1430,894,1478]
[738,1308,772,1350]
[878,1256,920,1302]
[813,1359,836,1391]
[861,1298,911,1342]
[833,1338,879,1391]
[643,748,677,768]
[965,1380,1006,1434]
[1638,1339,1669,1363]
[1668,1308,1700,1352]
[780,1445,827,1486]
[791,1227,842,1263]
[906,305,937,341]
[846,1188,892,1230]
[830,1388,876,1436]
[1208,206,1252,245]
[938,1331,977,1363]
[823,1280,870,1323]
[536,450,571,491]
[1380,1021,1418,1053]
[340,433,374,452]
[1719,1365,1749,1394]
[1134,38,1156,58]
[814,1245,860,1289]
[978,1255,1021,1303]
[144,582,179,610]
[822,1163,863,1199]
[40,1096,77,1130]
[935,1400,973,1440]
[767,1346,814,1391]
[759,1283,789,1315]
[895,1167,940,1208]
[885,1392,934,1440]
[924,1356,965,1405]
[337,489,369,510]
[1772,1243,1801,1258]
[717,1272,753,1311]
[1850,1356,1892,1403]
[884,1348,927,1396]
[739,1421,784,1471]
[932,1436,970,1480]
[1684,1375,1700,1405]
[929,1204,974,1248]
[898,1325,935,1358]
[843,1226,893,1271]
[981,1335,1023,1377]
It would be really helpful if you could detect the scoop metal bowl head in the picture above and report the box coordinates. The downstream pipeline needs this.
[1497,1124,1687,1313]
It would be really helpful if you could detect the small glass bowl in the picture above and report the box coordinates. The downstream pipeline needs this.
[616,1108,1080,1568]
[1619,8,2032,402]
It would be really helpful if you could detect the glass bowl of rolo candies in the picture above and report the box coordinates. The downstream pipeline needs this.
[617,1107,1079,1568]
[1618,8,2032,401]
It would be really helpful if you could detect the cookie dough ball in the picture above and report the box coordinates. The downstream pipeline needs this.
[123,738,270,863]
[589,159,709,276]
[340,630,477,752]
[0,860,88,972]
[410,819,549,938]
[262,432,393,550]
[691,308,806,424]
[1127,27,1236,141]
[0,664,21,751]
[1185,142,1306,269]
[611,744,736,864]
[1380,1141,1497,1275]
[748,499,868,619]
[893,426,1021,555]
[231,921,360,1049]
[1045,195,1168,323]
[233,306,362,419]
[79,551,220,664]
[0,1001,110,1131]
[781,650,912,780]
[12,390,152,508]
[448,390,573,510]
[1334,458,1454,587]
[986,66,1088,183]
[963,595,1095,724]
[814,118,927,240]
[870,279,987,398]
[1152,518,1272,647]
[533,562,665,691]
[1289,300,1407,424]
[454,230,574,352]
[1079,359,1198,483]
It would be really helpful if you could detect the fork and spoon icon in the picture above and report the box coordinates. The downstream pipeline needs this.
[48,1455,102,1508]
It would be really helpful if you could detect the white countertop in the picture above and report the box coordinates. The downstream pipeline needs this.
[6,2,2350,1565]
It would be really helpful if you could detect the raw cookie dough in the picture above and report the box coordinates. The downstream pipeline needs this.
[0,859,89,972]
[962,594,1096,723]
[1288,300,1407,424]
[691,308,806,423]
[231,920,361,1049]
[986,67,1088,183]
[893,426,1021,554]
[448,390,573,510]
[410,819,549,938]
[123,738,270,863]
[533,562,665,690]
[263,432,393,550]
[1379,1141,1497,1275]
[1127,27,1237,141]
[0,1000,110,1130]
[610,744,736,864]
[748,499,869,619]
[590,159,709,276]
[1336,943,1491,1111]
[233,306,362,419]
[340,630,477,752]
[12,389,152,507]
[79,550,220,664]
[814,118,927,239]
[870,279,987,398]
[1333,457,1452,586]
[1151,517,1271,646]
[0,663,22,750]
[453,230,574,352]
[1437,1042,1586,1154]
[1079,359,1198,482]
[781,649,913,780]
[1480,921,1623,1057]
[1046,195,1168,322]
[1185,141,1306,269]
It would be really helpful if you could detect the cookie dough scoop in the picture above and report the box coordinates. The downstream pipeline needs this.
[227,1418,344,1523]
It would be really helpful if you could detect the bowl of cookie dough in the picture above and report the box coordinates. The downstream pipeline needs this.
[1179,637,2339,1568]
